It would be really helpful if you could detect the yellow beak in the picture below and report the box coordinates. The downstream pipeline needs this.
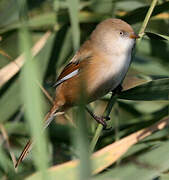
[129,33,140,39]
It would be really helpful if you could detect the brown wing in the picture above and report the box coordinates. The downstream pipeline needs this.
[53,62,80,87]
[57,62,80,81]
[54,52,92,87]
[55,39,93,86]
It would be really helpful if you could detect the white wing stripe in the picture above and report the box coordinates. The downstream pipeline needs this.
[53,69,79,87]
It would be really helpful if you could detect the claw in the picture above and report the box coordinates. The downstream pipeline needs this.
[93,115,112,130]
[94,116,107,127]
[85,107,111,129]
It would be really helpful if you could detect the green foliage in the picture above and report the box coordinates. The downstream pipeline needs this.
[98,138,169,180]
[119,78,169,101]
[0,0,169,180]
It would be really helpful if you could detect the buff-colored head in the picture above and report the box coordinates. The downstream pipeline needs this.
[90,18,139,55]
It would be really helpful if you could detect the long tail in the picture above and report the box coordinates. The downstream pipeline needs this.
[15,104,60,169]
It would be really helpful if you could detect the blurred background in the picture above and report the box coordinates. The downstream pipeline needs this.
[0,0,169,179]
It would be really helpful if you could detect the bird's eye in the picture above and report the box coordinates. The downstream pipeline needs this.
[120,31,124,36]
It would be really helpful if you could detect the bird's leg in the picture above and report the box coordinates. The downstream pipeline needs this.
[112,84,123,95]
[85,107,110,129]
[85,85,122,129]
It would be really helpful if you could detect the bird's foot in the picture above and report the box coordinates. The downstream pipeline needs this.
[92,115,111,130]
[85,107,111,130]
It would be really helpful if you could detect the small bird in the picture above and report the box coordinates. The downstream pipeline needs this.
[15,18,139,168]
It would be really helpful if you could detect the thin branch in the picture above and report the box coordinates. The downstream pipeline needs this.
[138,0,158,41]
[0,49,12,60]
[36,81,54,105]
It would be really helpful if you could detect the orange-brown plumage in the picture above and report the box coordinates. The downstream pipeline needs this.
[15,18,139,168]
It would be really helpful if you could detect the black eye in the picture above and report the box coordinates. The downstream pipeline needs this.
[120,31,124,36]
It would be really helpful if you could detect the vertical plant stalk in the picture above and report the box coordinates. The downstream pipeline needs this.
[74,105,91,180]
[67,0,80,51]
[114,103,120,142]
[18,0,49,177]
[19,28,49,177]
[90,0,158,152]
[138,0,158,42]
[90,95,117,152]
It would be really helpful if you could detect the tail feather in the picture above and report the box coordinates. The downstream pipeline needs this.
[15,140,32,168]
[15,105,60,169]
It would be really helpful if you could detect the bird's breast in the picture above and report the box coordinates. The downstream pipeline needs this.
[108,52,131,88]
[86,52,131,101]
